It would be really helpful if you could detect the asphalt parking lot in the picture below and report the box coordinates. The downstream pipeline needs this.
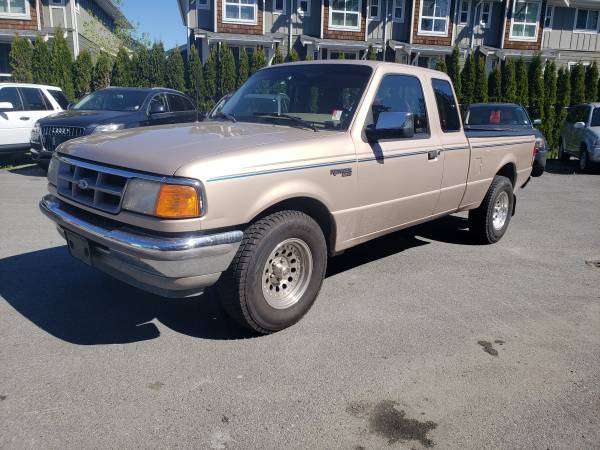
[0,161,598,449]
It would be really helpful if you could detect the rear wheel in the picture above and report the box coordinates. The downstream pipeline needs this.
[468,175,514,244]
[218,210,327,334]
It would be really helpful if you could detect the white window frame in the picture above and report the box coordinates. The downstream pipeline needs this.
[329,0,362,31]
[298,0,311,16]
[368,0,380,20]
[49,0,65,5]
[509,0,541,42]
[223,0,258,24]
[197,0,210,11]
[418,0,450,36]
[326,49,360,59]
[392,0,405,22]
[273,0,285,14]
[543,4,553,29]
[573,8,600,34]
[479,1,492,28]
[458,0,470,25]
[0,0,31,19]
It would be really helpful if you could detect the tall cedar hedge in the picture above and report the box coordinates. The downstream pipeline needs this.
[251,47,267,74]
[570,64,586,105]
[91,52,112,91]
[501,58,517,103]
[528,54,544,121]
[203,47,218,107]
[132,46,151,87]
[166,46,186,92]
[187,45,204,106]
[542,60,557,150]
[32,35,52,85]
[474,54,488,103]
[488,65,502,102]
[556,67,571,149]
[272,45,284,65]
[148,42,166,87]
[460,52,475,108]
[50,29,74,100]
[237,48,249,88]
[9,33,33,83]
[585,62,598,102]
[218,44,236,98]
[73,50,93,99]
[112,47,132,88]
[515,58,528,107]
[448,46,461,100]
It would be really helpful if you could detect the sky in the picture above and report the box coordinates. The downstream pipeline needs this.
[121,0,187,50]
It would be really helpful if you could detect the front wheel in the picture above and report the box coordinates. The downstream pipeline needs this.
[468,175,514,244]
[218,210,327,334]
[558,140,570,161]
[579,149,590,173]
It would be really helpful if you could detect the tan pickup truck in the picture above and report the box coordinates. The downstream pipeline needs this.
[40,61,535,333]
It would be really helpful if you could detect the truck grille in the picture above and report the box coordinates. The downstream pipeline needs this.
[42,126,86,153]
[55,159,128,214]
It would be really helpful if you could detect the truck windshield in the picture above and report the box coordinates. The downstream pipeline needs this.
[465,105,531,127]
[219,64,372,131]
[73,90,148,112]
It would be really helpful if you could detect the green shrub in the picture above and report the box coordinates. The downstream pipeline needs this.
[272,45,284,65]
[73,50,93,99]
[166,46,185,92]
[515,58,528,107]
[187,45,204,106]
[148,42,166,87]
[91,52,112,91]
[570,63,586,105]
[585,62,598,102]
[528,54,544,121]
[9,34,32,83]
[32,35,52,84]
[111,47,132,88]
[237,48,249,88]
[488,65,502,102]
[218,44,236,98]
[448,46,461,100]
[542,60,557,150]
[50,29,74,100]
[501,58,517,103]
[460,52,475,107]
[474,54,488,103]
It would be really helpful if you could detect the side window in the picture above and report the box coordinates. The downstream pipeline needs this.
[47,89,69,109]
[371,74,429,136]
[19,87,51,111]
[431,78,461,132]
[149,93,169,113]
[0,87,23,111]
[181,96,195,111]
[167,94,191,112]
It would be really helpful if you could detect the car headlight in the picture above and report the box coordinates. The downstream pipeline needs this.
[92,123,125,134]
[535,136,546,151]
[47,156,59,185]
[31,121,41,143]
[122,179,203,219]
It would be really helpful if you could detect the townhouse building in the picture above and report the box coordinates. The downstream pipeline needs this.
[178,0,600,70]
[1,0,125,80]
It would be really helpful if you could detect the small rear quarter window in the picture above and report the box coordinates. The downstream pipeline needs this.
[47,89,69,109]
[431,78,461,132]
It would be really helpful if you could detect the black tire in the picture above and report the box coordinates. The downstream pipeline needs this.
[531,165,544,177]
[468,175,514,244]
[579,148,590,173]
[558,140,570,161]
[218,210,327,334]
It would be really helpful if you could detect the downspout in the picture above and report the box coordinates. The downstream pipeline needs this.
[470,0,482,50]
[70,0,79,57]
[214,0,218,32]
[382,0,388,61]
[320,0,324,38]
[289,0,294,52]
[409,0,415,44]
[451,0,458,43]
[36,0,41,31]
[500,0,509,50]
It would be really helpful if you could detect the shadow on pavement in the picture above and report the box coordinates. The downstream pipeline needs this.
[0,214,474,345]
[9,164,47,177]
[545,159,599,175]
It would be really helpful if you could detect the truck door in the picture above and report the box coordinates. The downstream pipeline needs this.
[353,73,444,237]
[430,78,470,214]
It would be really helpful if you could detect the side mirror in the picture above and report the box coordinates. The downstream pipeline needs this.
[366,111,414,141]
[0,101,14,111]
[574,121,586,129]
[533,118,542,126]
[67,103,75,110]
[149,103,166,115]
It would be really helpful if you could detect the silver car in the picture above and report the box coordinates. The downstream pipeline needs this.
[559,103,600,172]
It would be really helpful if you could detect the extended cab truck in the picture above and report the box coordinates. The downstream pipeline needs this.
[39,62,536,334]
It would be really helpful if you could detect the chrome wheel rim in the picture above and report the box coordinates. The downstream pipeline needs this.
[492,191,509,231]
[261,238,313,309]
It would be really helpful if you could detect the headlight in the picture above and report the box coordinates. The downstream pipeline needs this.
[535,136,546,151]
[31,121,41,143]
[122,179,202,219]
[92,123,125,134]
[47,156,59,185]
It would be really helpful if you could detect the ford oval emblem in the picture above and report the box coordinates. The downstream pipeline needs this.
[78,179,89,190]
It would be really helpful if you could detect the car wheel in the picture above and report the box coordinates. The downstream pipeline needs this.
[468,175,514,245]
[558,140,570,161]
[218,210,327,334]
[579,149,589,173]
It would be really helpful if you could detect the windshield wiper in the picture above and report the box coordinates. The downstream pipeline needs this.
[254,113,318,132]
[212,112,237,123]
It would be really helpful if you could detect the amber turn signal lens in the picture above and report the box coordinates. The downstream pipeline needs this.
[155,184,200,218]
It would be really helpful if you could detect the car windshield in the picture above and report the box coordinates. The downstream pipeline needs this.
[73,90,148,111]
[465,105,531,127]
[591,108,600,127]
[219,64,373,131]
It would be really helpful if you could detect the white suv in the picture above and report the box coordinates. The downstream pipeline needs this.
[0,83,68,156]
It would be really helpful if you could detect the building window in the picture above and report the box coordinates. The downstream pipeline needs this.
[273,0,285,14]
[510,0,541,41]
[224,0,257,23]
[327,49,360,59]
[479,2,491,28]
[298,0,310,16]
[543,4,553,29]
[368,0,380,19]
[458,0,470,25]
[392,0,404,22]
[417,55,438,69]
[0,0,29,17]
[196,0,209,10]
[574,9,600,33]
[418,0,449,36]
[330,0,361,30]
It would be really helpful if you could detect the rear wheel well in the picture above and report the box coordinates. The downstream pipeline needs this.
[497,163,516,186]
[255,197,336,255]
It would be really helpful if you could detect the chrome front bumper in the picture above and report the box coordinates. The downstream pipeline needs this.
[39,195,243,298]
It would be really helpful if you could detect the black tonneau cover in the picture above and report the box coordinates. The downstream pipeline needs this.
[464,126,536,139]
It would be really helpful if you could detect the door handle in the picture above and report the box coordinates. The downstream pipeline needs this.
[428,150,441,160]
[20,116,30,121]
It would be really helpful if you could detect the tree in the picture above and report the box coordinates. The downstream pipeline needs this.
[237,48,249,88]
[515,58,528,107]
[272,45,284,65]
[460,52,475,108]
[448,46,461,100]
[556,67,571,150]
[542,60,557,150]
[488,65,502,102]
[148,42,166,87]
[111,47,132,88]
[132,46,150,87]
[474,54,488,103]
[50,28,74,100]
[187,45,204,106]
[528,54,544,121]
[366,45,377,61]
[305,52,313,61]
[287,48,299,62]
[32,35,52,84]
[166,46,185,92]
[218,44,236,98]
[585,61,598,102]
[203,47,218,104]
[73,50,93,99]
[501,58,517,103]
[570,63,586,105]
[251,47,267,74]
[91,52,112,91]
[9,34,32,83]
[435,57,447,74]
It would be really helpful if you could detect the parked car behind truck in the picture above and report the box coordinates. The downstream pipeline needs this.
[559,103,600,172]
[40,61,536,334]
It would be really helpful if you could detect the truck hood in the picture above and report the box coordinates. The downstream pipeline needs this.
[57,121,324,176]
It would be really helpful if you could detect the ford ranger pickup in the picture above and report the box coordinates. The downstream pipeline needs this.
[40,61,536,334]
